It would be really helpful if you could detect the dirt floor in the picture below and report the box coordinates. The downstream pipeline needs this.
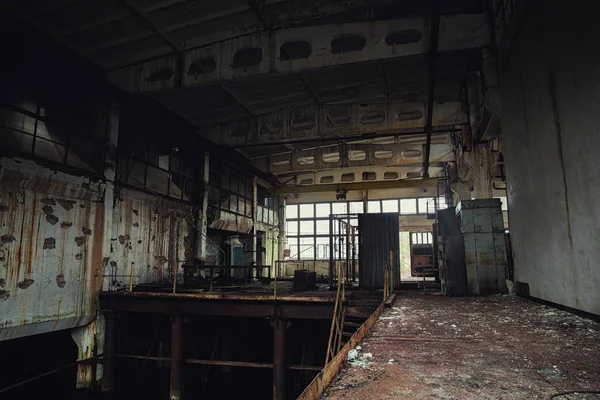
[323,292,600,400]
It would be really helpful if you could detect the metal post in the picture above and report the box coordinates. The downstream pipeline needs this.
[273,318,288,400]
[170,315,184,400]
[328,215,334,287]
[252,176,258,268]
[102,311,117,392]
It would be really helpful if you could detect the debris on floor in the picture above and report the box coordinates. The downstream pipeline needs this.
[323,293,600,400]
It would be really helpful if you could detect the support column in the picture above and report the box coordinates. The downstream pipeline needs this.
[277,196,286,278]
[252,176,258,266]
[102,311,117,392]
[273,318,288,400]
[197,151,210,261]
[170,315,184,400]
[362,190,368,213]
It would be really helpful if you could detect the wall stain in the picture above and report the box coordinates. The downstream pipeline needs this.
[1,235,16,245]
[61,221,73,228]
[18,278,34,290]
[56,273,66,288]
[46,214,59,225]
[548,68,573,249]
[0,290,9,300]
[43,238,56,249]
[57,199,76,211]
[75,236,85,247]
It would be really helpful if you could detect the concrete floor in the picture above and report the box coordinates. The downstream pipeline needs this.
[323,293,600,400]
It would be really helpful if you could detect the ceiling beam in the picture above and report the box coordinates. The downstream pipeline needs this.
[120,0,181,53]
[220,84,257,117]
[269,178,438,195]
[423,0,441,178]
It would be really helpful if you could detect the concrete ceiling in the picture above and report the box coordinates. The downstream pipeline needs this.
[1,0,491,182]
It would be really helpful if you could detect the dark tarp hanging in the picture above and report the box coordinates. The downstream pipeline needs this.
[358,213,400,290]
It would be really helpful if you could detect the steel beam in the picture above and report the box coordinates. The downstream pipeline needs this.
[102,311,118,392]
[273,318,288,400]
[423,0,441,178]
[268,178,438,195]
[170,315,184,400]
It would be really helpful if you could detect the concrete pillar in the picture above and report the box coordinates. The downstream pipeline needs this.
[252,176,258,266]
[102,311,117,392]
[72,315,104,389]
[362,190,368,213]
[277,196,286,278]
[467,144,493,199]
[273,318,288,400]
[197,151,210,261]
[170,315,184,400]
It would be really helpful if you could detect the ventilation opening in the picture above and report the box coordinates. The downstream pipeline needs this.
[362,172,376,181]
[146,69,173,82]
[341,173,355,182]
[396,110,423,121]
[290,117,315,131]
[325,114,351,127]
[360,112,385,124]
[232,47,263,69]
[297,156,315,165]
[188,58,216,75]
[280,41,311,60]
[374,151,394,159]
[406,171,421,178]
[322,152,340,163]
[348,150,366,161]
[299,178,313,185]
[259,121,282,135]
[385,30,423,46]
[229,128,247,138]
[331,34,366,54]
[320,176,334,183]
[384,172,399,180]
[272,160,290,167]
[402,149,422,159]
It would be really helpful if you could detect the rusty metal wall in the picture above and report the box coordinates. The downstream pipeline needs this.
[358,213,400,290]
[456,199,507,295]
[0,158,106,340]
[109,188,196,290]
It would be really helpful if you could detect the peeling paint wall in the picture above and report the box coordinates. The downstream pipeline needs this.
[0,158,105,340]
[109,188,196,290]
[501,0,600,314]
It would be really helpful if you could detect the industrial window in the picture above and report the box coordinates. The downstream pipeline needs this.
[299,204,315,218]
[0,100,106,174]
[411,232,433,245]
[400,199,417,215]
[349,201,364,214]
[316,220,330,235]
[367,200,381,213]
[315,203,331,218]
[286,204,298,219]
[417,197,435,214]
[382,199,399,213]
[299,237,315,260]
[331,202,348,215]
[299,220,315,235]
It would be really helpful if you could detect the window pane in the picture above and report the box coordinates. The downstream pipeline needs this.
[437,197,448,210]
[299,220,314,235]
[331,202,348,215]
[299,204,314,218]
[349,201,364,214]
[316,220,330,235]
[427,233,433,244]
[299,237,314,259]
[315,203,331,218]
[411,233,417,243]
[350,218,358,227]
[287,221,298,235]
[286,204,298,219]
[381,199,398,213]
[418,197,434,214]
[287,237,298,260]
[316,237,329,260]
[400,199,417,215]
[367,201,381,213]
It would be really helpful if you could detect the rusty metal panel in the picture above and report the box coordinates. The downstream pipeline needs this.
[0,158,105,340]
[208,208,253,234]
[109,187,196,289]
[457,199,508,295]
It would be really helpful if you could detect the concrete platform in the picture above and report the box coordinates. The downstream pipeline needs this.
[323,293,600,400]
